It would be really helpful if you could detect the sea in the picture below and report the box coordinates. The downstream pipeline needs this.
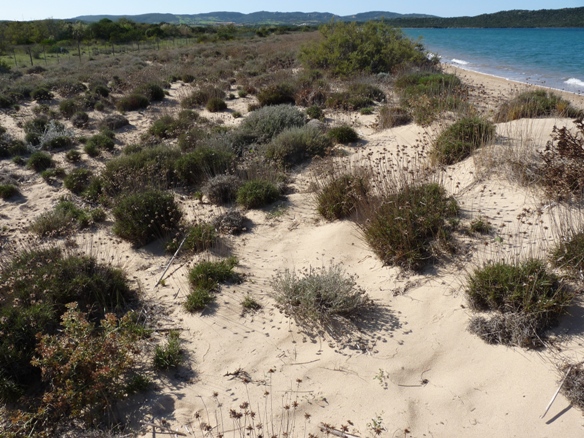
[402,28,584,95]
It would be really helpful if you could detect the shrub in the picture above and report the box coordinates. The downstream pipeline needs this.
[84,142,99,157]
[212,209,248,234]
[181,86,225,108]
[27,150,53,172]
[86,132,115,152]
[32,304,139,426]
[360,183,458,271]
[31,87,53,101]
[539,117,584,201]
[494,90,582,122]
[239,104,306,144]
[168,222,217,254]
[466,259,572,347]
[328,125,359,144]
[59,99,79,118]
[116,94,149,112]
[206,97,227,112]
[264,125,332,166]
[148,113,194,139]
[99,114,129,130]
[325,92,372,111]
[560,363,584,411]
[236,179,280,209]
[0,184,19,200]
[184,287,215,312]
[0,134,27,158]
[43,135,73,151]
[0,247,134,402]
[153,331,183,370]
[271,264,372,328]
[550,229,584,276]
[64,168,94,195]
[257,83,296,106]
[299,21,430,76]
[30,200,92,236]
[71,111,89,128]
[178,126,208,151]
[101,145,181,195]
[202,174,241,205]
[174,147,234,187]
[135,83,165,102]
[431,117,495,165]
[112,190,182,245]
[188,257,239,291]
[378,105,412,129]
[316,173,370,221]
[306,105,324,120]
[92,84,110,97]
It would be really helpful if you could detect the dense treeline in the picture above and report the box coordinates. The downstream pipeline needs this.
[389,7,584,28]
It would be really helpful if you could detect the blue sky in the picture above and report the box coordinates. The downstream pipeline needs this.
[3,1,582,21]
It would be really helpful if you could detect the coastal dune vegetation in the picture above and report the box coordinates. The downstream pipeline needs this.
[0,15,584,438]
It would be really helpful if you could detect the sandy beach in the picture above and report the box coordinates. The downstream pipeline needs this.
[2,60,584,437]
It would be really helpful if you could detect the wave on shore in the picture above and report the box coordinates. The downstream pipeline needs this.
[565,78,584,88]
[451,58,469,65]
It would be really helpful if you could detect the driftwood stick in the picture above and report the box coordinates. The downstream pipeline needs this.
[156,236,187,287]
[319,423,360,438]
[541,366,572,419]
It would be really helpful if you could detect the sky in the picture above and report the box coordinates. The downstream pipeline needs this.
[2,0,582,21]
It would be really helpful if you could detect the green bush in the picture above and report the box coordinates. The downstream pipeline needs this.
[264,124,332,166]
[181,86,225,108]
[271,264,372,327]
[325,92,372,111]
[27,150,53,172]
[31,87,53,101]
[0,247,134,402]
[153,331,183,370]
[59,99,79,118]
[257,83,296,107]
[236,179,280,209]
[64,168,94,195]
[328,125,359,144]
[71,111,89,128]
[466,259,572,347]
[299,21,430,76]
[112,190,182,245]
[206,97,227,112]
[174,147,234,187]
[360,183,459,271]
[99,114,129,130]
[86,132,115,152]
[148,113,195,139]
[188,257,239,291]
[116,94,149,112]
[306,105,324,120]
[0,135,27,159]
[0,184,19,200]
[168,222,217,254]
[202,174,241,205]
[101,145,181,195]
[432,117,495,165]
[316,173,370,221]
[84,142,99,157]
[494,90,582,122]
[239,104,306,144]
[30,200,92,236]
[135,83,165,102]
[42,135,73,151]
[184,287,215,312]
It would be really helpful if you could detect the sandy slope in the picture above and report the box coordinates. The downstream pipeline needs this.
[2,69,584,437]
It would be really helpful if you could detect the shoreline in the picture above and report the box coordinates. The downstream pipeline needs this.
[445,64,584,109]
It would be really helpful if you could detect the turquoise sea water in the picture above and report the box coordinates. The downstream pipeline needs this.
[402,28,584,94]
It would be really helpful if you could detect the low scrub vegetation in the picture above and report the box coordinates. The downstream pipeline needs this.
[263,124,332,166]
[494,90,582,122]
[377,105,412,129]
[153,331,183,370]
[359,183,459,271]
[431,116,495,165]
[116,93,149,112]
[271,263,373,329]
[236,179,280,209]
[328,125,359,144]
[550,228,584,276]
[30,199,98,236]
[316,172,370,221]
[239,104,306,144]
[466,259,573,348]
[184,257,239,312]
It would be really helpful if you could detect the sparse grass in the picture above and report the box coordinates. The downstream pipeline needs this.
[212,209,248,234]
[153,331,183,370]
[550,229,584,276]
[184,286,215,312]
[469,216,493,234]
[236,179,280,209]
[466,259,573,347]
[30,200,92,236]
[560,363,584,411]
[431,116,495,165]
[168,222,217,254]
[377,105,412,129]
[494,90,582,122]
[271,263,372,328]
[188,257,239,290]
[359,183,459,271]
[0,184,19,200]
[241,295,262,314]
[112,190,182,246]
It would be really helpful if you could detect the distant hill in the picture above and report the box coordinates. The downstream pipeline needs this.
[71,11,435,25]
[71,7,584,28]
